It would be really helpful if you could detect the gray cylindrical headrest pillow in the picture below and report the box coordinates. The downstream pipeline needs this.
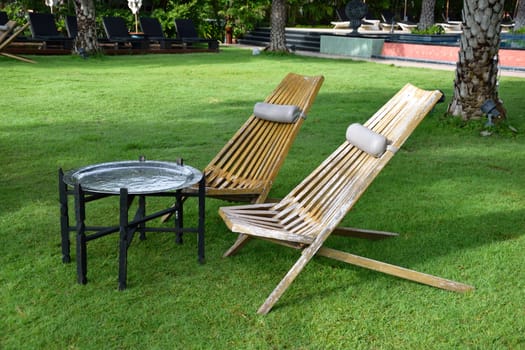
[253,102,302,123]
[346,123,388,157]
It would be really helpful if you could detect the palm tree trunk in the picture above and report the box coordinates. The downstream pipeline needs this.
[448,0,504,121]
[418,0,436,30]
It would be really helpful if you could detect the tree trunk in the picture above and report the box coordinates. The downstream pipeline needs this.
[448,0,504,121]
[267,0,288,52]
[73,0,100,55]
[418,0,436,30]
[515,0,525,30]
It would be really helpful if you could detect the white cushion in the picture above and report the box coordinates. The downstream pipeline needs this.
[346,123,388,157]
[253,102,302,123]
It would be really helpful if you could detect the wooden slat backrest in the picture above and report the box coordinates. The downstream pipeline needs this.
[204,73,324,203]
[271,84,443,241]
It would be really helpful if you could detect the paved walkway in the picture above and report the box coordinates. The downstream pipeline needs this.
[293,49,525,79]
[236,44,525,78]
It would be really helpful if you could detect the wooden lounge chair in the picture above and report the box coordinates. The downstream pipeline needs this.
[162,73,324,222]
[220,84,474,314]
[437,21,462,33]
[198,73,324,203]
[0,20,34,63]
[330,7,349,29]
[361,18,381,31]
[398,21,418,33]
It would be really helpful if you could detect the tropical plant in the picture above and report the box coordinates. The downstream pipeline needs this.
[412,24,445,35]
[219,0,269,38]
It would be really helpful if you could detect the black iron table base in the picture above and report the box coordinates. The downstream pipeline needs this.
[58,160,205,290]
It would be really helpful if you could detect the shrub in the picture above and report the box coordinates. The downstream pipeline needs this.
[412,25,445,35]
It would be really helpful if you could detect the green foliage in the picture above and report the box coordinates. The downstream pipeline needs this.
[512,26,525,34]
[219,0,269,38]
[1,1,33,25]
[481,120,520,137]
[149,0,219,38]
[95,8,137,33]
[1,48,524,349]
[439,110,520,138]
[412,25,446,35]
[259,48,294,56]
[288,0,335,26]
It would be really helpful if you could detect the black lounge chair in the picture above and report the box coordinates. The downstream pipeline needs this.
[66,15,114,48]
[174,19,218,50]
[27,12,73,50]
[65,15,77,39]
[0,11,8,26]
[335,7,349,21]
[139,17,182,49]
[102,16,148,50]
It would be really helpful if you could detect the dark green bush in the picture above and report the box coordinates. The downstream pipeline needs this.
[412,25,445,35]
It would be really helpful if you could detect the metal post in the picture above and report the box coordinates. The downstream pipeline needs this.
[58,169,71,263]
[174,189,183,245]
[118,188,129,290]
[138,195,146,240]
[74,183,87,284]
[197,175,206,264]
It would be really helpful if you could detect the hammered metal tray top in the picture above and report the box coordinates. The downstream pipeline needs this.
[63,160,202,194]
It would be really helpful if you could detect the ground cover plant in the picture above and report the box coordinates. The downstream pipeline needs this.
[1,48,524,349]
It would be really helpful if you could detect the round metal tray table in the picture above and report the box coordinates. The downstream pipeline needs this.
[58,159,205,290]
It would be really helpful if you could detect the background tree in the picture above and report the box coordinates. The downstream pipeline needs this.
[267,0,287,52]
[448,0,505,121]
[515,0,525,30]
[219,0,268,40]
[418,0,435,30]
[73,0,100,55]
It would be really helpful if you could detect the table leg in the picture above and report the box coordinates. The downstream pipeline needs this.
[118,188,130,290]
[197,176,205,264]
[74,184,88,284]
[174,190,183,245]
[138,195,146,241]
[58,169,71,263]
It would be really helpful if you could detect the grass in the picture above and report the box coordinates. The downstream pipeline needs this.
[1,47,524,349]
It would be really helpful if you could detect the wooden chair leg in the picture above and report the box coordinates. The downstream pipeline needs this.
[317,247,474,292]
[160,205,174,223]
[0,52,36,63]
[333,226,398,240]
[258,242,474,315]
[257,230,331,314]
[223,234,252,257]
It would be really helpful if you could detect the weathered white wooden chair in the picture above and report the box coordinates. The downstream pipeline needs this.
[220,84,474,314]
[0,21,34,63]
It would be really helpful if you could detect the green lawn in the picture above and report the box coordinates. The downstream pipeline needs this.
[1,47,524,349]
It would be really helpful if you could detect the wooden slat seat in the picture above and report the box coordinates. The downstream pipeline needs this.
[220,83,474,315]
